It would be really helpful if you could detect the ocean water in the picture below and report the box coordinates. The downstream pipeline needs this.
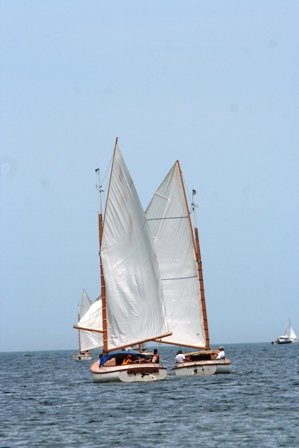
[0,343,298,448]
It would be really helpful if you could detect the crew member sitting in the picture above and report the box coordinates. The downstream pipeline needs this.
[122,354,133,365]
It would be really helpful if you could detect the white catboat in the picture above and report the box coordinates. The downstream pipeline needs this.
[73,289,102,360]
[73,289,93,360]
[146,161,232,376]
[75,139,170,382]
[272,320,298,344]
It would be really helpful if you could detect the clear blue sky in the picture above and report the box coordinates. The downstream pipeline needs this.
[1,1,298,352]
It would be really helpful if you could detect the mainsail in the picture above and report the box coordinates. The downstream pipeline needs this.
[100,144,169,351]
[146,161,207,349]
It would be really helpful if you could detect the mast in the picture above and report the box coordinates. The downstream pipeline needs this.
[96,165,108,354]
[177,161,210,350]
[96,137,121,354]
[77,313,81,352]
[191,189,210,350]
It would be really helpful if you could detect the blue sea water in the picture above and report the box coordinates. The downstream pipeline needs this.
[0,343,298,448]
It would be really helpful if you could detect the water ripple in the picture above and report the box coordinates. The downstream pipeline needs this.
[1,344,299,447]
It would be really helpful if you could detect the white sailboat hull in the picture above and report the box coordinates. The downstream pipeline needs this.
[173,360,232,376]
[272,338,292,345]
[90,360,167,383]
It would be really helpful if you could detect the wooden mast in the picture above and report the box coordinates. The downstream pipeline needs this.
[192,191,210,350]
[97,138,119,355]
[77,313,81,353]
[98,206,108,353]
[96,163,108,354]
[177,161,210,350]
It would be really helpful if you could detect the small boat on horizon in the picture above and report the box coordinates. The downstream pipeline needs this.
[73,289,102,360]
[272,320,298,345]
[73,289,93,361]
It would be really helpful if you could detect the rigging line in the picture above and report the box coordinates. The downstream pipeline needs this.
[147,215,189,221]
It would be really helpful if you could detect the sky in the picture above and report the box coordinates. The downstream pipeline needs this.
[1,1,298,352]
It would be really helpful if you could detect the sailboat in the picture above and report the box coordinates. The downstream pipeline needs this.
[272,319,298,344]
[76,139,171,382]
[73,290,103,359]
[73,289,93,360]
[146,161,232,376]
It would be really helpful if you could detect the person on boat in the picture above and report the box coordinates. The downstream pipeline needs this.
[175,350,186,364]
[216,346,225,360]
[151,349,160,363]
[122,354,133,365]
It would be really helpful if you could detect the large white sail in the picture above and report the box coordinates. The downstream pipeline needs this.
[146,161,206,348]
[101,144,169,351]
[77,297,103,351]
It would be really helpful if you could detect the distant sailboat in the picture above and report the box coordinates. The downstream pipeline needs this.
[272,319,298,344]
[76,139,171,382]
[73,289,100,360]
[146,160,232,375]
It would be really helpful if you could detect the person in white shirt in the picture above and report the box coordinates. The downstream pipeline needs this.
[175,350,186,364]
[216,346,225,360]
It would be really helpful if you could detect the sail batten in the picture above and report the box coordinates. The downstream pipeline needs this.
[147,215,189,221]
[161,275,198,281]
